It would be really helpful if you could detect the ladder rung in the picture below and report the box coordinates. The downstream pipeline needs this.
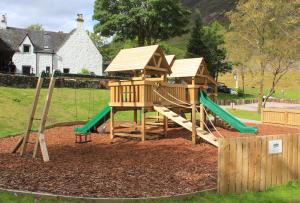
[33,118,41,121]
[26,141,36,144]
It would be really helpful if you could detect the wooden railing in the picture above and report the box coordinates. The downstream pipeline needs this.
[262,108,300,127]
[109,80,188,107]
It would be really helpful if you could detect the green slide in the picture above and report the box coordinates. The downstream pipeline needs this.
[199,91,257,134]
[74,105,110,134]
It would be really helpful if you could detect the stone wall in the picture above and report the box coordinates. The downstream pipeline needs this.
[0,73,109,89]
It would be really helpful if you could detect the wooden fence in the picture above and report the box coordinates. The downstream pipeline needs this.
[262,108,300,127]
[218,134,300,194]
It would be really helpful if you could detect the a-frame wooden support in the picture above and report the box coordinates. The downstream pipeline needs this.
[12,75,56,162]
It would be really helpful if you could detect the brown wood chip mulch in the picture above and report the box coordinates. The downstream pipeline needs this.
[0,122,298,198]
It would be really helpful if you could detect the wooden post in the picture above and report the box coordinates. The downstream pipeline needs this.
[163,116,168,137]
[110,107,114,139]
[33,76,56,162]
[134,109,137,130]
[188,81,200,145]
[191,103,197,144]
[200,104,205,131]
[141,108,146,142]
[12,77,44,154]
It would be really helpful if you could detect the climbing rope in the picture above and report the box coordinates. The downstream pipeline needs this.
[201,106,224,138]
[153,89,192,109]
[167,92,192,106]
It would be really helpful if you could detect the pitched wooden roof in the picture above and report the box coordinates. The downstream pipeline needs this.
[165,55,176,66]
[105,45,171,73]
[169,58,204,77]
[169,58,217,84]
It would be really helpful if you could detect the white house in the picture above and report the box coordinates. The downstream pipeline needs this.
[0,14,103,76]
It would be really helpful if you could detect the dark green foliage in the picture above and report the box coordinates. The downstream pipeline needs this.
[186,14,208,59]
[186,16,232,80]
[93,0,191,46]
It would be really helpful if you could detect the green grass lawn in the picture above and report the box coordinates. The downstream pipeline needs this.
[0,87,142,138]
[218,71,300,100]
[226,109,261,121]
[0,182,299,203]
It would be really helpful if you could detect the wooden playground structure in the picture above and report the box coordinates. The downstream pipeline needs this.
[106,45,219,146]
[12,44,258,162]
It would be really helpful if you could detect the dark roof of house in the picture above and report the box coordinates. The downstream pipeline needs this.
[0,27,74,53]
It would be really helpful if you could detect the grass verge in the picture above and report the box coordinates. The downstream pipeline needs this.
[0,182,299,203]
[226,109,261,121]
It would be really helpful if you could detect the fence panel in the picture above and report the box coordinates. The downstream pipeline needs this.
[218,134,300,194]
[262,108,300,127]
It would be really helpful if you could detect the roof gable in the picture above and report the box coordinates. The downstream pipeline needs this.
[0,27,70,53]
[169,58,204,78]
[169,58,217,84]
[165,55,176,66]
[105,45,171,74]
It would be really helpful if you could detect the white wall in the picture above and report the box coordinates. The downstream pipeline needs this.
[12,36,36,74]
[56,28,103,75]
[37,53,53,75]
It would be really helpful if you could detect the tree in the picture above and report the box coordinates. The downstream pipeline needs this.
[87,31,105,50]
[27,24,44,31]
[226,0,299,112]
[202,21,232,81]
[262,38,298,107]
[93,0,191,46]
[186,15,231,80]
[186,14,209,58]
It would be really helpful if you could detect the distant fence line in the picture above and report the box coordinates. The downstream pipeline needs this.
[218,133,300,194]
[262,108,300,127]
[0,73,109,89]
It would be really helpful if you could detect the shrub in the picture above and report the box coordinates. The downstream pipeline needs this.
[80,69,90,75]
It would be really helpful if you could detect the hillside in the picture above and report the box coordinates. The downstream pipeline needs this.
[182,0,236,23]
[164,0,236,58]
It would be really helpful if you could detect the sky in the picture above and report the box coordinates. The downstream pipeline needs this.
[0,0,97,32]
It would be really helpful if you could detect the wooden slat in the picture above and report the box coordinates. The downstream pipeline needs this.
[229,138,236,193]
[33,76,56,162]
[218,133,300,194]
[154,105,218,147]
[12,77,44,154]
[241,138,249,192]
[262,108,300,127]
[260,136,267,191]
[236,138,243,193]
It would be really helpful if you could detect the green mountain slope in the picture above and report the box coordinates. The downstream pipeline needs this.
[164,0,235,58]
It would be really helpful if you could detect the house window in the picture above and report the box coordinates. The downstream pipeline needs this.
[22,66,31,75]
[46,66,50,73]
[23,45,31,53]
[63,68,70,74]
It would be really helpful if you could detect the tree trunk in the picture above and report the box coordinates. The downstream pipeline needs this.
[257,61,266,113]
[138,27,146,46]
[241,66,245,94]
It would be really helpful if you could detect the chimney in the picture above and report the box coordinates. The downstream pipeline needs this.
[76,14,84,29]
[0,14,7,29]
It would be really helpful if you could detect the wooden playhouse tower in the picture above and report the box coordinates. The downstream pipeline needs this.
[106,45,218,146]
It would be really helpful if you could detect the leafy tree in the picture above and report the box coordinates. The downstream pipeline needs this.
[87,31,105,50]
[27,24,44,31]
[186,14,208,58]
[226,0,299,112]
[186,15,231,80]
[93,0,191,46]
